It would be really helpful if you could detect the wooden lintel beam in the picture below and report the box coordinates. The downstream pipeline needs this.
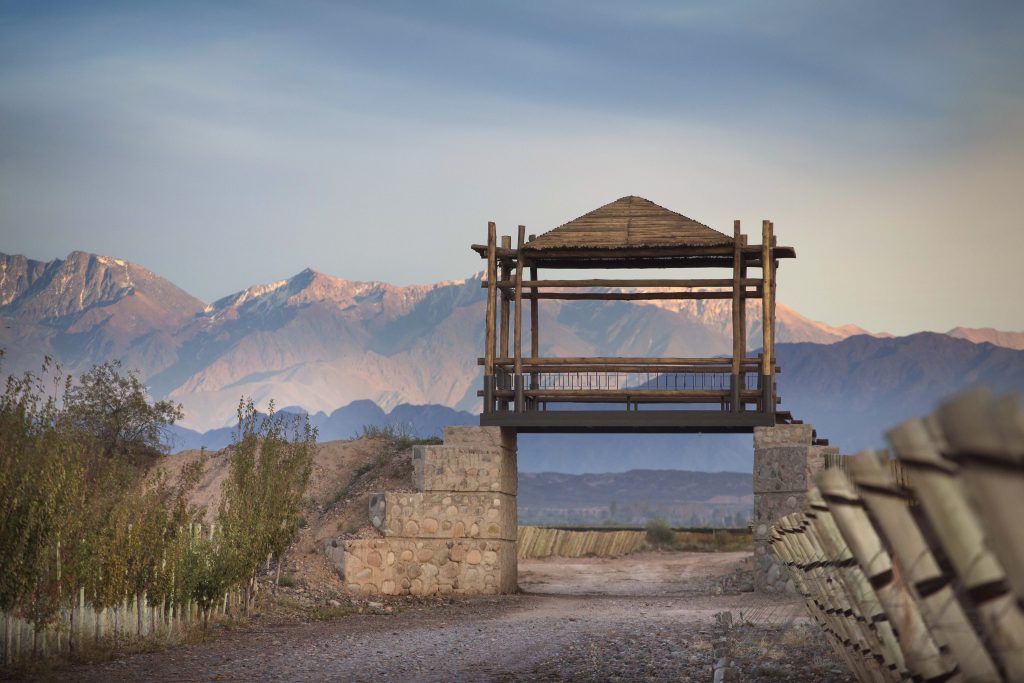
[519,291,752,301]
[483,277,763,289]
[479,356,765,366]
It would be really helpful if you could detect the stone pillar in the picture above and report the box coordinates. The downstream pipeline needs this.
[752,424,836,593]
[340,426,518,596]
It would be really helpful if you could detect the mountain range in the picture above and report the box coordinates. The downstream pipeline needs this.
[2,250,1023,473]
[518,470,754,526]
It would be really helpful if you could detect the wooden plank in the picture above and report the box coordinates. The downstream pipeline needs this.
[521,291,746,301]
[483,356,762,366]
[484,277,760,289]
[514,225,526,411]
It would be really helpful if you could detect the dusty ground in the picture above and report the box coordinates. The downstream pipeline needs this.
[31,552,850,683]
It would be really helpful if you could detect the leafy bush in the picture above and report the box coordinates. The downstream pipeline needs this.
[644,518,676,550]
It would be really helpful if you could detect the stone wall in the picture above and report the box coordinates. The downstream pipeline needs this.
[752,424,836,593]
[339,426,518,596]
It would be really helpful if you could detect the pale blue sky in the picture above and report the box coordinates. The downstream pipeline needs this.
[2,1,1022,334]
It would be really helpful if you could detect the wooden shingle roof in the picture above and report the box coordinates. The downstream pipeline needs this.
[525,196,731,252]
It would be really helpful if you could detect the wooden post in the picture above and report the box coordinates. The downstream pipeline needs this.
[760,220,774,413]
[499,235,511,410]
[529,234,539,392]
[847,449,1001,680]
[888,418,1024,679]
[484,222,497,413]
[499,236,511,362]
[817,468,954,680]
[514,225,526,412]
[730,220,742,413]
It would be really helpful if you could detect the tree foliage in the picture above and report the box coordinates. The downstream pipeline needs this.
[0,354,316,637]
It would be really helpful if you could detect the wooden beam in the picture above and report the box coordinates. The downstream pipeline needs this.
[470,244,797,261]
[518,291,749,301]
[529,256,539,391]
[479,409,778,433]
[513,225,526,412]
[499,235,511,361]
[484,277,760,289]
[731,219,743,413]
[761,220,773,377]
[483,222,497,412]
[481,356,764,366]
[499,363,770,374]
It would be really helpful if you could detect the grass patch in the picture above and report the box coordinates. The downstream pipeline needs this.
[277,574,301,588]
[359,423,442,452]
[270,595,354,621]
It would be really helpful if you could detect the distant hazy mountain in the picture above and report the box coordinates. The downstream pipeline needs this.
[3,250,1022,476]
[166,399,477,452]
[518,470,754,526]
[0,250,879,431]
[947,326,1024,351]
[775,332,1024,453]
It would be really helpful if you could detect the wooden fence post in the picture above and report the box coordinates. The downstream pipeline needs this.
[889,417,1024,679]
[847,449,1000,680]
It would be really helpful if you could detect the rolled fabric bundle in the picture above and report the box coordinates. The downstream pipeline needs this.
[848,449,999,682]
[936,390,1024,604]
[818,468,957,682]
[889,417,1024,679]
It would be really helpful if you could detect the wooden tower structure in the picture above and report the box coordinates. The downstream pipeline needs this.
[471,196,796,433]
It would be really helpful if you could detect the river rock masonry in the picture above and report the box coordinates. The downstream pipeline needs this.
[339,426,518,596]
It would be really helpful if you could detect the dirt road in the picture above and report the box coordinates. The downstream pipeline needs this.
[36,553,848,682]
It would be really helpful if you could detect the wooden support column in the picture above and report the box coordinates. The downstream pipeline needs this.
[513,225,526,412]
[499,236,511,409]
[499,236,511,359]
[760,219,774,414]
[483,222,497,413]
[730,219,743,413]
[529,233,539,391]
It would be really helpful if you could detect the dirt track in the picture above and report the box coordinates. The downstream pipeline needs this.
[35,553,849,682]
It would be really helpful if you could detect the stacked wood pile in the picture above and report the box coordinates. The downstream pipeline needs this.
[517,526,751,558]
[517,527,647,559]
[770,388,1024,681]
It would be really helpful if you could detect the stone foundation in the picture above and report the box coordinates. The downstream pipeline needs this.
[340,426,518,596]
[752,424,836,593]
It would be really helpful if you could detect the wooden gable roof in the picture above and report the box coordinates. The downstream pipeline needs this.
[525,196,732,252]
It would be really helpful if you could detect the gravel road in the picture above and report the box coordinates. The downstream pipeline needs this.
[30,552,849,682]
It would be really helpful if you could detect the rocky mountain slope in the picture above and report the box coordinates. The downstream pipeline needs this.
[3,250,1023,476]
[0,250,881,431]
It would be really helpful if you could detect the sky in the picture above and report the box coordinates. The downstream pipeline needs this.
[2,0,1023,335]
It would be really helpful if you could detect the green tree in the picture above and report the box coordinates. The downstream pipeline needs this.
[64,361,182,462]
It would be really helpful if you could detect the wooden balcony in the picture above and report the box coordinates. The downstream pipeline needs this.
[477,357,778,433]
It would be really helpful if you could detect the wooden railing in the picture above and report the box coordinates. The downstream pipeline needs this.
[479,356,777,415]
[771,389,1024,681]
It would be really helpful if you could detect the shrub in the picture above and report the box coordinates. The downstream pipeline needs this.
[645,518,676,549]
[358,423,442,451]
